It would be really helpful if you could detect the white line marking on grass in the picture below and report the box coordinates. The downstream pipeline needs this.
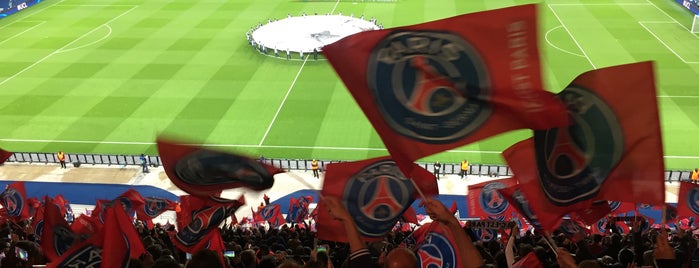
[258,57,309,146]
[55,4,139,7]
[638,22,699,64]
[548,3,650,6]
[657,95,699,98]
[0,138,503,154]
[56,25,112,54]
[545,25,585,57]
[330,0,341,14]
[3,138,697,157]
[644,0,692,32]
[547,4,597,69]
[0,21,46,46]
[0,6,137,88]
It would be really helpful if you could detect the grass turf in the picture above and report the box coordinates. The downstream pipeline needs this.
[0,0,697,169]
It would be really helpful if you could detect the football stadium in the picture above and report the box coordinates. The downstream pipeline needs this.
[0,0,698,266]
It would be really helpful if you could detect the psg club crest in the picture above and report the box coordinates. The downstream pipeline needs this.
[2,188,24,217]
[367,30,492,143]
[176,206,229,246]
[175,150,274,189]
[473,228,498,242]
[144,198,169,217]
[415,233,457,268]
[534,86,623,205]
[343,160,414,237]
[608,200,624,212]
[479,182,509,215]
[686,188,699,215]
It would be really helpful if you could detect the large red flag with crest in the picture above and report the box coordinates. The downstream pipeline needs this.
[316,156,438,242]
[158,138,283,197]
[402,222,461,268]
[322,4,568,175]
[46,234,103,268]
[1,181,30,221]
[115,188,145,216]
[503,62,664,231]
[41,197,77,262]
[468,178,517,219]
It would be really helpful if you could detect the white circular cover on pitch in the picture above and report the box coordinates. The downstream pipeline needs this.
[251,15,379,53]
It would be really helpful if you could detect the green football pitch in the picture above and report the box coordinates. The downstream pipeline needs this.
[0,0,697,169]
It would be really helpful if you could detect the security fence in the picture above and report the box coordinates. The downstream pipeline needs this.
[3,152,693,182]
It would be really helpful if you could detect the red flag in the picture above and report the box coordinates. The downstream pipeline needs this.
[0,148,11,164]
[497,182,550,231]
[401,206,418,224]
[402,222,461,268]
[71,214,102,238]
[54,194,70,217]
[176,195,206,231]
[677,181,699,218]
[467,178,517,219]
[31,199,45,238]
[42,197,76,262]
[322,4,568,175]
[569,201,612,226]
[608,201,636,215]
[316,156,438,242]
[102,204,146,267]
[27,197,41,218]
[188,228,227,265]
[174,196,244,253]
[137,197,177,229]
[157,138,283,197]
[92,199,112,224]
[503,62,664,229]
[512,252,543,268]
[448,201,458,215]
[46,235,103,268]
[1,181,30,221]
[115,189,145,216]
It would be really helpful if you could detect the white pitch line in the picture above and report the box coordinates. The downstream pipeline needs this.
[0,21,46,46]
[2,138,697,157]
[547,4,597,69]
[548,3,650,6]
[0,5,138,88]
[657,95,699,98]
[545,25,585,57]
[644,0,691,32]
[330,0,341,14]
[258,57,309,146]
[638,22,697,64]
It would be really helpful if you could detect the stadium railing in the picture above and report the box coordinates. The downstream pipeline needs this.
[2,152,692,182]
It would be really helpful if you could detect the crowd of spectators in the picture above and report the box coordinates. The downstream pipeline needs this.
[0,205,697,267]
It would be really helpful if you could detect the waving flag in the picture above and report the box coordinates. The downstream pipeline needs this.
[316,156,438,242]
[1,181,30,221]
[678,182,699,218]
[402,222,461,268]
[71,214,102,239]
[54,194,71,217]
[322,4,568,175]
[41,197,77,262]
[158,138,283,197]
[497,183,549,231]
[512,252,543,268]
[102,204,146,268]
[468,178,517,219]
[174,195,244,253]
[287,196,313,223]
[137,197,178,229]
[31,200,45,239]
[115,189,145,216]
[503,62,664,228]
[46,235,103,268]
[0,148,11,164]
